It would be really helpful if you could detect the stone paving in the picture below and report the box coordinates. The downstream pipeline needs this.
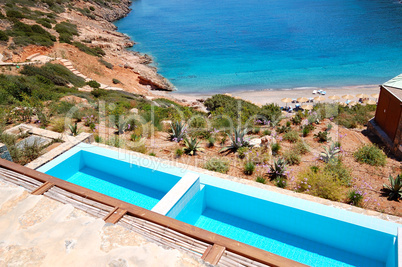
[0,180,207,267]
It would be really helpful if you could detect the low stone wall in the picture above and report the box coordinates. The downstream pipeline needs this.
[0,143,12,162]
[26,133,94,170]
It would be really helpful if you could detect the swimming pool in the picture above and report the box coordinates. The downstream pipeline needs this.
[37,145,182,209]
[37,144,400,266]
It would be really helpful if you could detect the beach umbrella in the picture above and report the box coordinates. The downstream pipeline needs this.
[281,98,292,107]
[301,104,313,110]
[338,102,347,107]
[356,93,369,98]
[371,93,379,99]
[314,96,325,102]
[297,97,309,103]
[342,94,354,100]
[366,99,377,105]
[348,101,357,106]
[328,95,340,101]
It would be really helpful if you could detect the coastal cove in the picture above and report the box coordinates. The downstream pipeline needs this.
[114,0,402,93]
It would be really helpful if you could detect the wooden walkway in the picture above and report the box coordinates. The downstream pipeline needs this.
[0,158,308,267]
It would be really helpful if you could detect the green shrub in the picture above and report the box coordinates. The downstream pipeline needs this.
[36,18,52,29]
[275,177,287,188]
[277,125,290,133]
[296,169,345,201]
[58,32,73,43]
[204,158,230,174]
[99,58,113,69]
[91,88,108,98]
[302,124,314,137]
[336,104,376,129]
[256,176,266,184]
[6,10,24,18]
[112,78,121,84]
[354,144,386,166]
[294,141,309,155]
[291,114,302,125]
[8,21,55,47]
[237,146,249,159]
[94,134,102,143]
[244,161,255,175]
[206,136,215,148]
[283,150,301,165]
[87,80,101,89]
[50,117,66,133]
[73,42,105,57]
[324,161,351,186]
[0,31,9,42]
[21,63,85,87]
[55,21,78,36]
[283,130,300,143]
[314,131,331,143]
[348,189,364,207]
[271,142,280,155]
[175,148,184,158]
[262,129,271,136]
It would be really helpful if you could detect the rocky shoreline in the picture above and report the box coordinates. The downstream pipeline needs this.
[62,0,175,91]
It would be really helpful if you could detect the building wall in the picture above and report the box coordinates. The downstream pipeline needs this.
[374,86,401,141]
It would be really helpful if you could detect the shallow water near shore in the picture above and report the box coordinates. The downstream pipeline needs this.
[114,0,402,93]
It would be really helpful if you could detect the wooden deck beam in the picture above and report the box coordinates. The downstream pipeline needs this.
[104,207,127,224]
[31,181,54,195]
[202,244,226,265]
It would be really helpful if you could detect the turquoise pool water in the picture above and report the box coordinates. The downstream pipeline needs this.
[37,145,400,266]
[114,0,402,92]
[38,147,181,209]
[175,185,397,267]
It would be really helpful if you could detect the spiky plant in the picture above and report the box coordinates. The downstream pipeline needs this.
[183,137,203,156]
[115,119,128,134]
[383,174,402,200]
[220,126,249,153]
[169,121,186,142]
[269,158,287,180]
[320,142,340,163]
[68,122,79,136]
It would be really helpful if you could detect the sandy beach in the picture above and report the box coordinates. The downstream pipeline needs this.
[154,84,381,107]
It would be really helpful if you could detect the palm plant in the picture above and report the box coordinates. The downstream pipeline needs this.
[68,122,79,136]
[220,126,249,153]
[183,137,203,156]
[169,121,186,142]
[383,174,402,200]
[320,142,340,163]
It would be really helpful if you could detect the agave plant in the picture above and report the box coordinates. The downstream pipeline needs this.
[383,174,402,200]
[269,158,287,180]
[68,122,79,136]
[319,142,340,163]
[115,119,128,134]
[169,121,187,142]
[183,137,203,156]
[220,126,249,153]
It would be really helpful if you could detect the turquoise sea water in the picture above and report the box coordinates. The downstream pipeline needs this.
[114,0,402,93]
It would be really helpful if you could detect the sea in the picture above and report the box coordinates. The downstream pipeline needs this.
[114,0,402,93]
